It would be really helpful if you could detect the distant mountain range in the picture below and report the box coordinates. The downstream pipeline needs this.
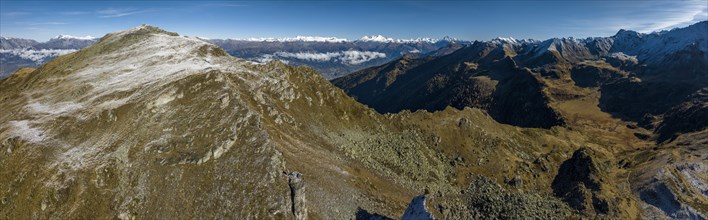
[334,21,707,136]
[206,36,463,79]
[0,34,464,79]
[0,35,98,78]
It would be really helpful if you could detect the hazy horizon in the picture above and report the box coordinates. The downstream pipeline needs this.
[1,0,706,41]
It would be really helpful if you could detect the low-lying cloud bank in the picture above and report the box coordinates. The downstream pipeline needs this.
[257,50,386,65]
[0,49,77,63]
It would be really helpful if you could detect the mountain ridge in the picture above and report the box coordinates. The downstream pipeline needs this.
[334,20,707,130]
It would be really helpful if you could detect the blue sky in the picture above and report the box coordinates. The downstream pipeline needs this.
[1,1,706,41]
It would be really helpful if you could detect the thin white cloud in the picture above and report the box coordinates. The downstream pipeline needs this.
[634,0,708,32]
[560,0,707,37]
[18,22,68,26]
[97,8,150,18]
[200,3,247,7]
[59,11,91,16]
[1,12,29,17]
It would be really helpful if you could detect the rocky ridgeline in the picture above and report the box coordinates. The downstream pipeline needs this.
[288,172,307,220]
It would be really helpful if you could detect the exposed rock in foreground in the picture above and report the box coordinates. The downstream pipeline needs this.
[288,172,307,220]
[552,148,613,215]
[631,131,708,219]
[401,195,434,220]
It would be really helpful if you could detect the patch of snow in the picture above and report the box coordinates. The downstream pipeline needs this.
[152,90,177,107]
[70,33,225,94]
[4,120,45,143]
[26,101,84,115]
[492,37,519,44]
[609,52,639,63]
[677,163,708,197]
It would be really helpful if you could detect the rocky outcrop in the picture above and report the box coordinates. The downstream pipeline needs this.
[632,136,708,220]
[288,172,307,220]
[402,195,434,220]
[551,148,612,216]
[639,179,707,220]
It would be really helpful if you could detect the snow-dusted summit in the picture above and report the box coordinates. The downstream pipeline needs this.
[359,35,439,43]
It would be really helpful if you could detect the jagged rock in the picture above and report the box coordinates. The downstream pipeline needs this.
[402,195,434,220]
[288,172,307,220]
[505,176,523,188]
[637,161,708,220]
[551,148,610,215]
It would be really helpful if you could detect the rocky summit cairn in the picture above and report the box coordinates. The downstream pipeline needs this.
[288,172,307,220]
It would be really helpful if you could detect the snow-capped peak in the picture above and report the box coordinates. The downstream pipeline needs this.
[53,34,96,40]
[359,35,439,43]
[359,35,395,42]
[441,36,458,42]
[235,36,349,43]
[491,37,519,44]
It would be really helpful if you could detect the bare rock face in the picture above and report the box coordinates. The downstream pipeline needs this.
[552,148,611,215]
[402,195,434,220]
[288,172,307,220]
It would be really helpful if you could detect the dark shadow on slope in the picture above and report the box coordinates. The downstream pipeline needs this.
[333,44,564,129]
[355,207,393,220]
[599,79,698,128]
